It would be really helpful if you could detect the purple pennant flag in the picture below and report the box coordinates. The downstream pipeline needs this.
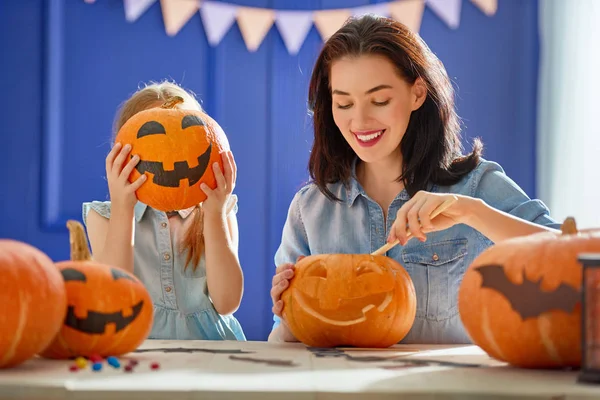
[123,0,157,22]
[274,10,314,55]
[425,0,462,29]
[351,3,391,17]
[200,1,239,46]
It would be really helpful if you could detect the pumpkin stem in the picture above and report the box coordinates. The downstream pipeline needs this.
[161,96,184,109]
[561,217,578,235]
[66,220,92,261]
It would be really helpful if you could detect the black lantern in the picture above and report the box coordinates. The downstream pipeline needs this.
[578,253,600,384]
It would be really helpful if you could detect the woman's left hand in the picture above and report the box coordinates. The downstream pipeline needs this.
[388,191,469,245]
[200,151,236,216]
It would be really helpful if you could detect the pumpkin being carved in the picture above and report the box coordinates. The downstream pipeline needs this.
[458,217,600,369]
[114,96,230,211]
[281,254,416,348]
[40,221,153,359]
[0,240,67,368]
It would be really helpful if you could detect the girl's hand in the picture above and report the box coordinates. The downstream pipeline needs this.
[106,142,146,212]
[200,151,236,216]
[388,191,467,245]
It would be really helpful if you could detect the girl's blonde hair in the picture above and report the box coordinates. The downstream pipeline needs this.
[112,80,205,271]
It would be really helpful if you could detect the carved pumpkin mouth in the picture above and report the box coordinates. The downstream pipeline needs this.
[64,300,145,334]
[292,289,393,326]
[135,142,212,188]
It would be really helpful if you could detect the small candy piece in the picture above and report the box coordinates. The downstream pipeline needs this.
[124,365,134,372]
[75,357,87,369]
[92,362,102,371]
[150,362,160,370]
[107,357,120,368]
[89,354,103,363]
[128,359,139,366]
[69,365,79,372]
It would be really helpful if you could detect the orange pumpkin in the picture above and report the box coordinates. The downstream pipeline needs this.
[281,254,416,348]
[40,221,153,359]
[458,217,600,368]
[0,240,67,368]
[114,96,230,211]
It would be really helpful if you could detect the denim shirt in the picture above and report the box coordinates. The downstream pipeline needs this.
[82,196,246,341]
[272,158,560,344]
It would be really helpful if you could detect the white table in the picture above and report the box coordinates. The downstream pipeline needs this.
[0,339,599,399]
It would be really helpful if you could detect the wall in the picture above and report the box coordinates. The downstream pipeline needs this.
[0,0,539,340]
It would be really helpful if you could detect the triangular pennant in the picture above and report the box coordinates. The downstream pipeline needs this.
[389,0,425,33]
[313,9,351,41]
[237,7,276,52]
[124,0,157,22]
[425,0,461,29]
[470,0,497,16]
[351,3,391,17]
[200,1,238,46]
[274,10,314,55]
[160,0,200,36]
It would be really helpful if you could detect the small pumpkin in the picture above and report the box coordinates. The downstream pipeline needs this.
[281,254,416,348]
[458,217,600,368]
[0,240,67,368]
[114,96,230,211]
[40,221,153,359]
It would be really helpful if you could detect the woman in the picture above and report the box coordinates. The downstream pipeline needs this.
[268,15,560,344]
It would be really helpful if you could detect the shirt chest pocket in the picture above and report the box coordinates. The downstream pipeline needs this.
[401,238,468,321]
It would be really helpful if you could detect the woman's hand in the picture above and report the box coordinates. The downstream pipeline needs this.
[106,142,146,212]
[388,191,468,245]
[200,151,236,216]
[269,256,304,342]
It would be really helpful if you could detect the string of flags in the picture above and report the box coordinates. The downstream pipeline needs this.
[84,0,498,55]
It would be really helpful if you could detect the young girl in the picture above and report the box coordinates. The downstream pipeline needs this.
[268,15,561,345]
[83,81,245,341]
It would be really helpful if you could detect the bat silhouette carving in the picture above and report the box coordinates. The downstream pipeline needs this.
[475,264,580,319]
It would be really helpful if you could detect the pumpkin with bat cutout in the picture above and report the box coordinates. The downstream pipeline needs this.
[114,96,230,212]
[458,217,600,369]
[0,240,67,368]
[40,221,153,359]
[281,254,417,348]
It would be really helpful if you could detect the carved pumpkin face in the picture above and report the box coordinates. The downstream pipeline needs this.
[281,254,416,348]
[458,218,600,369]
[40,222,153,359]
[114,96,230,211]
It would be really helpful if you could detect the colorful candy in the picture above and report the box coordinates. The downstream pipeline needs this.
[92,362,102,371]
[74,357,87,369]
[150,362,160,370]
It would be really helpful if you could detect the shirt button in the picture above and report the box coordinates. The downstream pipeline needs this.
[161,222,167,228]
[165,286,172,292]
[432,253,439,261]
[164,253,171,261]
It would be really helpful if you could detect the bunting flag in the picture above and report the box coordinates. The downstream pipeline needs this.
[88,0,498,54]
[123,0,157,23]
[160,0,201,36]
[389,0,425,33]
[470,0,497,16]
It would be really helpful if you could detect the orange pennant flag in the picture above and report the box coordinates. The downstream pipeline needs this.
[313,9,351,42]
[237,7,276,52]
[160,0,200,37]
[470,0,497,16]
[389,0,425,33]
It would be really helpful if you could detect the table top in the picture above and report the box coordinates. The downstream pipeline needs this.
[1,339,599,400]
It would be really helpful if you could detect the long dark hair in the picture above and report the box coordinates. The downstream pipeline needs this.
[307,15,482,201]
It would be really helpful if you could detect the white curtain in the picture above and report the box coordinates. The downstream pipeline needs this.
[537,0,600,229]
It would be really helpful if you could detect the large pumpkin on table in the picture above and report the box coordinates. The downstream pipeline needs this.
[114,95,230,212]
[458,217,600,368]
[0,241,67,368]
[40,221,153,359]
[281,254,416,348]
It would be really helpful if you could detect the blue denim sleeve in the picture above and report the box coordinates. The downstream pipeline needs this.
[271,189,310,331]
[472,161,562,231]
[82,201,112,227]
